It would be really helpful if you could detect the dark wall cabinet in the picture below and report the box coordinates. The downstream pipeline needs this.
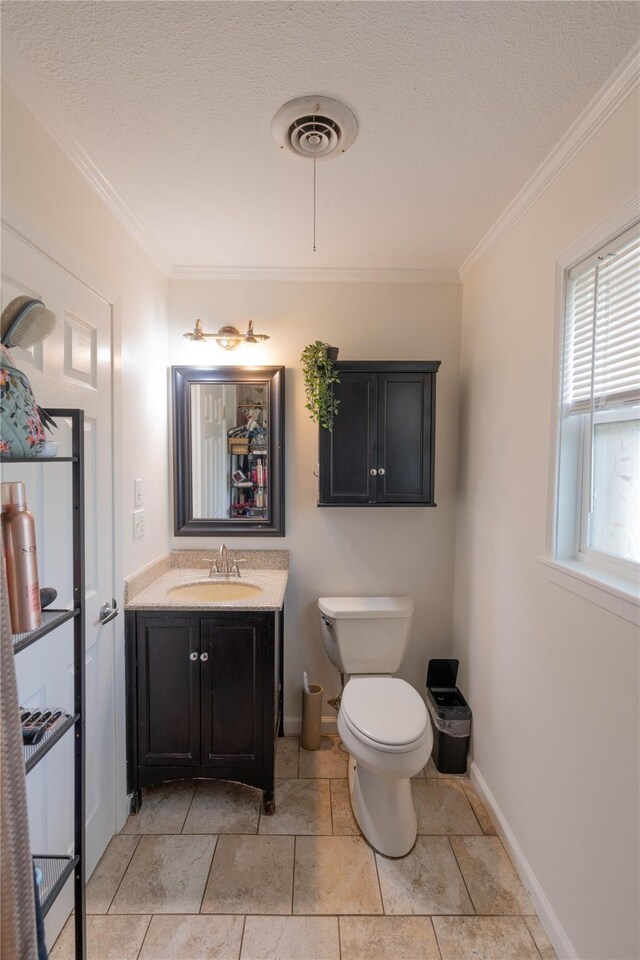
[319,361,441,506]
[126,609,281,813]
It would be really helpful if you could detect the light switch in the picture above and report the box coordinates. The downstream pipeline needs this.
[134,479,143,508]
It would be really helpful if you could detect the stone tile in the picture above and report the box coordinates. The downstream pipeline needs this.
[258,779,332,835]
[182,780,261,834]
[86,835,140,913]
[450,836,534,915]
[330,778,360,835]
[462,782,497,835]
[109,835,216,914]
[241,916,340,959]
[121,780,195,834]
[413,778,482,835]
[201,835,294,914]
[51,915,150,960]
[294,836,382,914]
[139,915,244,960]
[433,917,540,960]
[298,735,348,778]
[339,916,441,959]
[411,766,426,778]
[275,736,299,778]
[525,916,558,960]
[376,836,473,915]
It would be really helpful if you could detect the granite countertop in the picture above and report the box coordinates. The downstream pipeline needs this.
[125,566,288,612]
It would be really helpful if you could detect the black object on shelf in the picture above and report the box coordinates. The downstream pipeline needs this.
[426,659,472,775]
[12,409,86,960]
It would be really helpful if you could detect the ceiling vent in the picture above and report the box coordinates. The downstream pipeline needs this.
[272,96,358,159]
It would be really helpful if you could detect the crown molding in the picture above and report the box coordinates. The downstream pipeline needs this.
[459,43,640,285]
[1,46,173,277]
[170,265,460,284]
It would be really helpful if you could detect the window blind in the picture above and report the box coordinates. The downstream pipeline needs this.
[566,224,640,415]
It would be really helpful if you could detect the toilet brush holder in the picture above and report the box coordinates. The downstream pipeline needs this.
[301,683,323,751]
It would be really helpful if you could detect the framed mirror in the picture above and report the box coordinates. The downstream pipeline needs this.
[172,366,285,536]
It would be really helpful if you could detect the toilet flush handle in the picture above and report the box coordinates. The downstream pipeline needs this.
[321,614,334,628]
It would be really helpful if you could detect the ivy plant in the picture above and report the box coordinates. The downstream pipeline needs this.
[301,341,340,431]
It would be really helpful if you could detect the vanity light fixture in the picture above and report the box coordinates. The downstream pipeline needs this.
[183,318,270,351]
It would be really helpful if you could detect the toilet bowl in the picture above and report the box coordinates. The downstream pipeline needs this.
[337,676,432,857]
[318,597,432,858]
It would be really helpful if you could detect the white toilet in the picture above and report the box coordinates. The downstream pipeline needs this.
[318,596,432,858]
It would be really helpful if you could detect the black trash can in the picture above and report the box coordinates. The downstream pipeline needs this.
[426,659,472,774]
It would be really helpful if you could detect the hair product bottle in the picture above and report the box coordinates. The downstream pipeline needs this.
[1,481,43,633]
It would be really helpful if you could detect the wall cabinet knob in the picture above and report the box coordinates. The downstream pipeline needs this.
[200,652,209,662]
[190,652,198,661]
[370,468,378,476]
[378,467,386,476]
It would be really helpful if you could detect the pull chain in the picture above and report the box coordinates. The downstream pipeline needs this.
[312,112,317,253]
[313,147,317,253]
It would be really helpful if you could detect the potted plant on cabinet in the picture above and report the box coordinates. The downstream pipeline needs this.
[301,341,340,431]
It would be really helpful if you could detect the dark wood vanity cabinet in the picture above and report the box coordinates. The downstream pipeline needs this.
[126,609,280,813]
[318,361,441,506]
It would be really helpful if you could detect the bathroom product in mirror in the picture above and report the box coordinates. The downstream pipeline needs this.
[1,481,43,632]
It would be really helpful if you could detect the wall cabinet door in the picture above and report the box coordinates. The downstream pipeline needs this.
[200,617,265,767]
[136,615,201,765]
[318,362,439,506]
[319,371,378,504]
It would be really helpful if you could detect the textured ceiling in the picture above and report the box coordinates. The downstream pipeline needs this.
[1,1,638,271]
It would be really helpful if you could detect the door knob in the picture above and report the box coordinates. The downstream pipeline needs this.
[190,652,198,661]
[99,598,119,625]
[200,652,209,662]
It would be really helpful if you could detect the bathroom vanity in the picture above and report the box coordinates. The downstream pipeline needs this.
[124,559,287,814]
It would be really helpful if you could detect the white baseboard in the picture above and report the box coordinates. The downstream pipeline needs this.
[283,714,338,736]
[470,762,577,960]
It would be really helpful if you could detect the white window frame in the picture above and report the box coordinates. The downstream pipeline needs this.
[542,198,640,626]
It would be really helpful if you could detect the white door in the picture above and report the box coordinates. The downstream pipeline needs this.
[1,227,115,943]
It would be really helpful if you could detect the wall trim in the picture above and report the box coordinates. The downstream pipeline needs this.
[284,715,338,736]
[459,43,640,284]
[1,48,173,277]
[170,265,461,284]
[469,761,578,960]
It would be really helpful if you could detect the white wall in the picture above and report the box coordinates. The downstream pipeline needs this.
[453,89,639,960]
[1,78,169,580]
[168,279,461,727]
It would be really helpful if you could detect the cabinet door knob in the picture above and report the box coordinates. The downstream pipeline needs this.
[200,652,209,662]
[378,467,386,476]
[189,651,198,661]
[370,468,378,476]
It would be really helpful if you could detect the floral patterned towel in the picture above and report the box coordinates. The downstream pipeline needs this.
[0,344,45,456]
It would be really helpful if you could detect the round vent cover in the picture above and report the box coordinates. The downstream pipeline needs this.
[272,96,358,159]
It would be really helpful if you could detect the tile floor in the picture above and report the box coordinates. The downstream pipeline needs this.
[51,736,558,960]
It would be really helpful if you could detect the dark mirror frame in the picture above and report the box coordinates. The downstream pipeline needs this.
[172,365,285,537]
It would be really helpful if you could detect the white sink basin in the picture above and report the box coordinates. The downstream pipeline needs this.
[167,580,263,603]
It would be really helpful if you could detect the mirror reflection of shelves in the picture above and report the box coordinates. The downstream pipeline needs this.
[228,391,269,519]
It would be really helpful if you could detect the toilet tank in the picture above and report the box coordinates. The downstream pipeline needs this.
[318,597,414,674]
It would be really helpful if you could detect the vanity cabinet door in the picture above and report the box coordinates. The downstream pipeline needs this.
[200,617,265,767]
[136,615,201,766]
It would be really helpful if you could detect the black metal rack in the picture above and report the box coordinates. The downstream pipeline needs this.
[3,409,85,959]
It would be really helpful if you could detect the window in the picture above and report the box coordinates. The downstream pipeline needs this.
[555,222,640,589]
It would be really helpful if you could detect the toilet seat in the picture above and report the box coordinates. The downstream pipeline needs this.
[341,677,428,754]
